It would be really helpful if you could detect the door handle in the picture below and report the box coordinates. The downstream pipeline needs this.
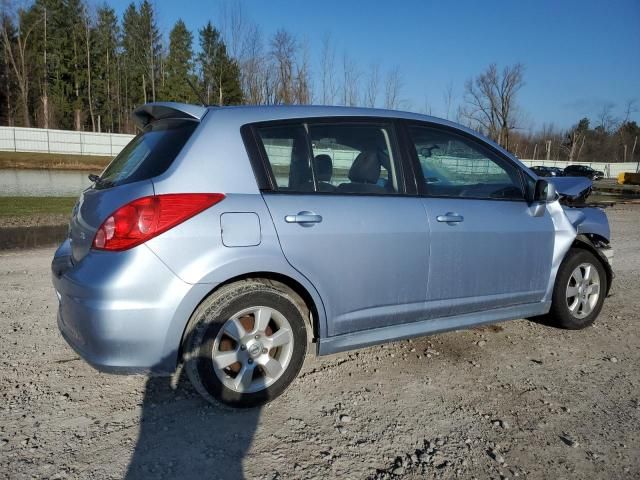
[285,211,323,226]
[436,212,464,224]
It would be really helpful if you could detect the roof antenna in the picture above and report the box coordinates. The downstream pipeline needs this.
[186,77,208,107]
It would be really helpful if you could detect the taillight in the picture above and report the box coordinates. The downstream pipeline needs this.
[92,193,225,251]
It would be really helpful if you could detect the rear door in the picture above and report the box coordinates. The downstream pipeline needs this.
[403,122,555,318]
[248,119,430,337]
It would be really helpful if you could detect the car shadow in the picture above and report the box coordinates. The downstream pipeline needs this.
[124,356,262,480]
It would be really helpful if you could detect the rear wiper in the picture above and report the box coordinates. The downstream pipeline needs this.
[88,173,112,188]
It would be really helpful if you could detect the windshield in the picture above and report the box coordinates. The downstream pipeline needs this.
[98,118,198,189]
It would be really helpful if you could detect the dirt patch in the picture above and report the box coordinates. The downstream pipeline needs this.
[0,205,638,479]
[0,224,68,250]
[0,213,70,228]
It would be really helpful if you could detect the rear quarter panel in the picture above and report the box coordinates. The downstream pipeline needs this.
[144,193,329,341]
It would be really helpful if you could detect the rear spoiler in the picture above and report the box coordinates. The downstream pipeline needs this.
[132,102,208,129]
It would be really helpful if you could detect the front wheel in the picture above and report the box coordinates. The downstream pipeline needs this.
[182,280,308,408]
[547,248,607,329]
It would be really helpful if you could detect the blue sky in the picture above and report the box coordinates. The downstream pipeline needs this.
[107,0,640,131]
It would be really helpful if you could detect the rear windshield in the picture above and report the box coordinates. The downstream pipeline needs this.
[97,118,198,189]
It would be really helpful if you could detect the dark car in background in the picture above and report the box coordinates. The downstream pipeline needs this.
[530,165,565,177]
[564,164,605,180]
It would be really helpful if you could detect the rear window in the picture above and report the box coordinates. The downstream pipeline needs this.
[97,118,198,189]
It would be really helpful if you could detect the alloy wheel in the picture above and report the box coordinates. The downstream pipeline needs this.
[211,306,294,394]
[566,262,601,319]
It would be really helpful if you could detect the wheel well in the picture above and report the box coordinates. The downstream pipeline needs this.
[177,272,320,363]
[570,235,613,295]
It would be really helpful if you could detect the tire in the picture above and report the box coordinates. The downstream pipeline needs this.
[182,279,308,408]
[547,248,607,330]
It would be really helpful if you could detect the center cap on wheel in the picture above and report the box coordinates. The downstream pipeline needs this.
[246,340,263,358]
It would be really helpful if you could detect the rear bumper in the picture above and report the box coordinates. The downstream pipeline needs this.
[52,240,211,374]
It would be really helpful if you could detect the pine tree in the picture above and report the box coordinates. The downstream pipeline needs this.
[162,19,196,103]
[198,21,242,106]
[138,0,161,103]
[93,5,119,132]
[0,12,18,125]
[121,3,144,131]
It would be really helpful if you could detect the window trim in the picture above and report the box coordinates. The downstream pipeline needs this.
[241,116,412,196]
[400,120,530,203]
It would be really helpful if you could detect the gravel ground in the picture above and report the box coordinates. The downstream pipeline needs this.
[1,204,639,480]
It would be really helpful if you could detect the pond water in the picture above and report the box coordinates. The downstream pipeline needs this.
[0,168,637,204]
[0,169,91,197]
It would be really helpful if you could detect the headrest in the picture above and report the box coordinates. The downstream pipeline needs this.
[349,151,381,184]
[314,154,333,182]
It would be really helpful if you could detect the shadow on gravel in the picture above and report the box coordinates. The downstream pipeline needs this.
[125,357,261,480]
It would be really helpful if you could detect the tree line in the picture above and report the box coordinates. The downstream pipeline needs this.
[0,0,413,134]
[1,0,244,133]
[1,0,637,162]
[505,100,639,164]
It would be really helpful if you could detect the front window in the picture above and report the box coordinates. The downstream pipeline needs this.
[407,125,524,200]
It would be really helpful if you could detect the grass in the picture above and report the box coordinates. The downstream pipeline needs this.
[0,151,111,171]
[0,196,77,217]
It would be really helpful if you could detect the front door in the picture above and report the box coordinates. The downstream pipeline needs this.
[404,122,555,318]
[253,120,430,336]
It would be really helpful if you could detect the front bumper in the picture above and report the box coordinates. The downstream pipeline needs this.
[52,240,208,374]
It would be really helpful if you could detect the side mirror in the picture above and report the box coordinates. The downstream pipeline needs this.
[534,179,557,203]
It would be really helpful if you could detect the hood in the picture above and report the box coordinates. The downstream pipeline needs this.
[547,176,593,201]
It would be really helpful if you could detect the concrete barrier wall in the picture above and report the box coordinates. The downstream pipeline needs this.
[0,126,133,157]
[1,126,638,178]
[265,143,639,179]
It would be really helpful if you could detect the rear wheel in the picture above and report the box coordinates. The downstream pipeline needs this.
[547,249,607,329]
[182,280,308,408]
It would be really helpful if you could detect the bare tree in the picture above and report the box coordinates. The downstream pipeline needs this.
[270,29,296,104]
[219,0,246,60]
[596,102,617,133]
[1,5,42,127]
[83,5,95,131]
[341,51,360,106]
[294,37,312,104]
[460,63,525,149]
[40,4,48,128]
[239,24,265,104]
[319,33,337,105]
[384,66,402,110]
[363,62,379,108]
[443,80,453,119]
[622,99,638,124]
[421,94,432,115]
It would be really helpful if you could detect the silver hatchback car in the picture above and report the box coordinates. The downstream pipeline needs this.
[52,103,613,407]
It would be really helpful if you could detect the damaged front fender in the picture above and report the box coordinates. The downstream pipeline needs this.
[561,206,611,242]
[545,202,613,301]
[544,201,578,302]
